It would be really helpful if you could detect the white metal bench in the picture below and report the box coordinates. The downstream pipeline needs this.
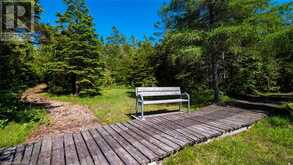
[135,87,190,119]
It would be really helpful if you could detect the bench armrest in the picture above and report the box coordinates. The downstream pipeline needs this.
[181,92,190,100]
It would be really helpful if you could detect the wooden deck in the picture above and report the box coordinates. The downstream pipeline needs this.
[0,105,267,165]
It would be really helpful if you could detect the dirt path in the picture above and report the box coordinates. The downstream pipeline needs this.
[21,84,100,143]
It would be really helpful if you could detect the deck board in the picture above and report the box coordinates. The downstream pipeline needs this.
[51,135,65,165]
[0,105,266,165]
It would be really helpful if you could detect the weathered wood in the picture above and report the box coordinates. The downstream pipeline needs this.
[132,119,188,147]
[12,144,25,164]
[160,115,220,139]
[97,127,138,165]
[0,105,267,165]
[89,128,124,165]
[162,114,223,137]
[123,122,174,153]
[116,123,167,158]
[73,133,94,165]
[30,141,42,165]
[64,134,79,165]
[38,136,52,165]
[51,135,65,165]
[137,118,191,146]
[103,125,149,164]
[81,130,109,165]
[129,120,181,149]
[22,144,34,164]
[156,116,207,141]
[149,117,201,142]
[110,124,157,161]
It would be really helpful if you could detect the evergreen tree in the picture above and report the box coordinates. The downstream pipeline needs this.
[47,0,102,96]
[157,0,292,99]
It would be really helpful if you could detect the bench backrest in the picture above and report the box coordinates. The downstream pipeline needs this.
[136,87,181,97]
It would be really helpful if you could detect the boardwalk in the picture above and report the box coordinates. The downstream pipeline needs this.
[0,105,267,165]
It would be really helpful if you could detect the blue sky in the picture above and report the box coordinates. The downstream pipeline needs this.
[39,0,290,40]
[40,0,169,40]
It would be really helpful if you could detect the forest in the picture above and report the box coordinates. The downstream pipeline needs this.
[0,0,292,162]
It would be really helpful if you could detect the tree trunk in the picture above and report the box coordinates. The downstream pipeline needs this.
[212,54,219,102]
[208,1,220,102]
[72,74,80,96]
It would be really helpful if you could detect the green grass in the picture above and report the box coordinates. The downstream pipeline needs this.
[164,115,293,165]
[45,88,187,124]
[0,108,48,148]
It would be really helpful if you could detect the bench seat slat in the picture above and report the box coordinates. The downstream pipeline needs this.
[139,92,182,96]
[139,99,189,105]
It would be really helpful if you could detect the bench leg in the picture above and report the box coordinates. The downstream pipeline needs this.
[135,99,138,116]
[141,103,144,120]
[179,102,182,111]
[188,100,190,112]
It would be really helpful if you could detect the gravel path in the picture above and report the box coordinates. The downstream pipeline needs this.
[21,84,100,143]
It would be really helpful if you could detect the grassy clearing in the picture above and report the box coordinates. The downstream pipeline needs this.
[0,108,48,148]
[164,115,293,165]
[45,88,187,124]
[44,87,231,124]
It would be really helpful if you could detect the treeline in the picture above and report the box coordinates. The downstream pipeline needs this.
[0,0,292,100]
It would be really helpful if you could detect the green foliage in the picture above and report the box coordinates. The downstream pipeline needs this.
[46,0,103,96]
[0,41,38,91]
[0,91,48,147]
[101,28,157,87]
[157,0,292,98]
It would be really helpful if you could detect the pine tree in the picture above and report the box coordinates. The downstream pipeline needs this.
[158,0,292,98]
[47,0,102,96]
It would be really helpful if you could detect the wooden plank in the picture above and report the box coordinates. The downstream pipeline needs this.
[51,135,65,165]
[129,120,182,148]
[184,111,241,129]
[149,117,201,142]
[163,114,224,137]
[96,127,139,165]
[161,115,220,139]
[38,136,52,165]
[73,133,94,165]
[116,123,167,158]
[189,114,240,132]
[30,141,42,165]
[205,111,251,127]
[104,125,149,164]
[12,144,25,164]
[137,119,191,146]
[156,116,207,140]
[64,133,79,165]
[123,122,174,153]
[184,114,234,132]
[81,130,109,165]
[21,144,34,164]
[89,128,124,165]
[110,124,157,161]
